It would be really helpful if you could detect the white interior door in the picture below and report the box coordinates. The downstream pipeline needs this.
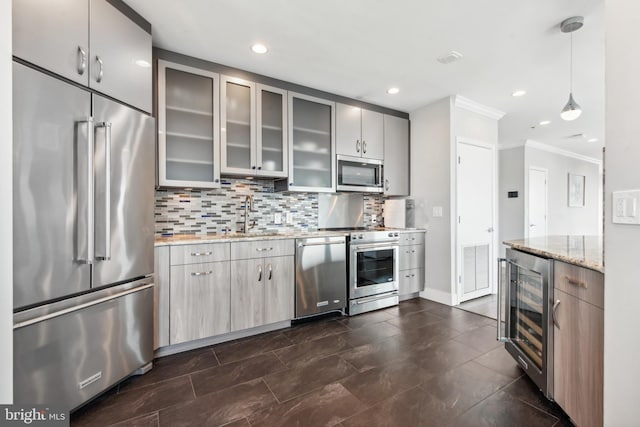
[457,141,495,303]
[528,168,548,238]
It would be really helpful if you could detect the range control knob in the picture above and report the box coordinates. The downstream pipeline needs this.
[394,232,399,237]
[358,234,364,239]
[388,232,393,237]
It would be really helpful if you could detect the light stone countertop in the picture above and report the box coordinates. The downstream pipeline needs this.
[155,228,426,247]
[504,235,603,273]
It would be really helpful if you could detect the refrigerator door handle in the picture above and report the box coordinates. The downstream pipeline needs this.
[95,121,112,261]
[77,117,95,265]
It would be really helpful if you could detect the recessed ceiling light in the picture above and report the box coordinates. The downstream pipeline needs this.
[512,90,527,97]
[539,120,551,125]
[387,87,399,95]
[588,138,598,142]
[251,43,268,54]
[436,51,463,64]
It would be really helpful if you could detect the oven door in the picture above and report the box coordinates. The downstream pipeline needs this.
[336,155,383,193]
[350,243,398,299]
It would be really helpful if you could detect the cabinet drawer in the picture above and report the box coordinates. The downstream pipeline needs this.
[231,239,294,260]
[399,232,425,246]
[554,261,604,309]
[170,243,230,265]
[399,268,424,295]
[400,244,425,270]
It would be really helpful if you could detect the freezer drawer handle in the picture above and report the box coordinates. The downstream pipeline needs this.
[13,283,154,330]
[191,251,213,256]
[191,271,213,277]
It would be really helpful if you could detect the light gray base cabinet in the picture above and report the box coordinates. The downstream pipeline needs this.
[154,239,294,349]
[170,262,231,344]
[398,231,426,295]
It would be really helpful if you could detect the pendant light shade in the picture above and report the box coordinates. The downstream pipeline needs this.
[560,17,584,121]
[561,92,582,121]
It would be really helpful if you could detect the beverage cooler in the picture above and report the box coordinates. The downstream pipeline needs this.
[498,248,554,398]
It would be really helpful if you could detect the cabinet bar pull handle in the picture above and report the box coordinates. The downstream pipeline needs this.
[356,140,360,153]
[258,264,263,282]
[363,141,367,154]
[552,299,561,328]
[95,56,104,83]
[191,271,213,277]
[565,276,588,289]
[256,247,274,252]
[191,251,213,256]
[268,264,272,280]
[385,179,390,191]
[77,46,87,75]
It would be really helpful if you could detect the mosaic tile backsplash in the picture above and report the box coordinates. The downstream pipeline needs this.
[155,178,385,237]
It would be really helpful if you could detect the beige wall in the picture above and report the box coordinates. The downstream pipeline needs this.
[0,0,13,404]
[604,0,640,424]
[410,97,452,303]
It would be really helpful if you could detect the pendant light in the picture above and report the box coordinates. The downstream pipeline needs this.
[560,16,584,121]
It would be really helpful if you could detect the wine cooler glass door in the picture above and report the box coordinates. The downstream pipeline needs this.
[510,266,545,370]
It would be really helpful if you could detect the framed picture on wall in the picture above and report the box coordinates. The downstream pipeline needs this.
[568,173,585,207]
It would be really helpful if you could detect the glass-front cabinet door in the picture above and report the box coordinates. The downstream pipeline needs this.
[257,84,287,178]
[221,76,256,175]
[157,60,220,188]
[286,92,336,192]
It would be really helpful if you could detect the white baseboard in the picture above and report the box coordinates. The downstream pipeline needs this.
[419,287,455,306]
[154,320,291,358]
[399,292,420,301]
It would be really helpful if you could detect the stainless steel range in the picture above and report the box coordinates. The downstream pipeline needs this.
[348,230,400,315]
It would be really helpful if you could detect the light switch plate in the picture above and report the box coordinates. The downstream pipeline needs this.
[612,190,640,224]
[274,213,282,225]
[433,206,443,217]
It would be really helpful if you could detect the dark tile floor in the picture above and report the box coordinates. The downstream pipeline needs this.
[71,298,571,427]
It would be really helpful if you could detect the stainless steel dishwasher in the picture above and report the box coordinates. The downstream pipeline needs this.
[295,236,347,318]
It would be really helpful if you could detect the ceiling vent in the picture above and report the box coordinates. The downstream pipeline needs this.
[437,51,463,64]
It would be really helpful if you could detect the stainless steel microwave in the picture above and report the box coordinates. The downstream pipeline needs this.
[336,155,383,193]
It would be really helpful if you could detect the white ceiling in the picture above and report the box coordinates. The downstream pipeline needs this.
[128,0,605,159]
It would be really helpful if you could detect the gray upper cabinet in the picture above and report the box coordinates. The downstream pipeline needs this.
[280,92,336,192]
[336,103,384,160]
[89,0,152,113]
[13,0,152,113]
[13,0,89,86]
[383,115,410,196]
[157,60,221,188]
[221,78,288,178]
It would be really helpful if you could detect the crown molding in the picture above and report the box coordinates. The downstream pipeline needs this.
[453,95,506,120]
[498,142,525,151]
[525,139,602,165]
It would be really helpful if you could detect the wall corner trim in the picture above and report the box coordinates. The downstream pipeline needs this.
[525,139,603,165]
[453,95,506,120]
[419,287,455,306]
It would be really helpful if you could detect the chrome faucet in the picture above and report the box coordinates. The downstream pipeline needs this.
[243,195,256,233]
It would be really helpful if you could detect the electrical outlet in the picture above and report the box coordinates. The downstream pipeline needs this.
[285,212,294,224]
[371,214,377,224]
[274,213,282,225]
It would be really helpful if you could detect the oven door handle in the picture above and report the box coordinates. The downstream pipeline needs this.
[351,243,399,251]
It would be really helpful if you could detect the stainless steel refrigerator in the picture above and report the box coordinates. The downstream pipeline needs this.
[12,61,155,410]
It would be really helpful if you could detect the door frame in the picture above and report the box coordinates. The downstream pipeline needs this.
[526,166,548,238]
[454,137,497,304]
